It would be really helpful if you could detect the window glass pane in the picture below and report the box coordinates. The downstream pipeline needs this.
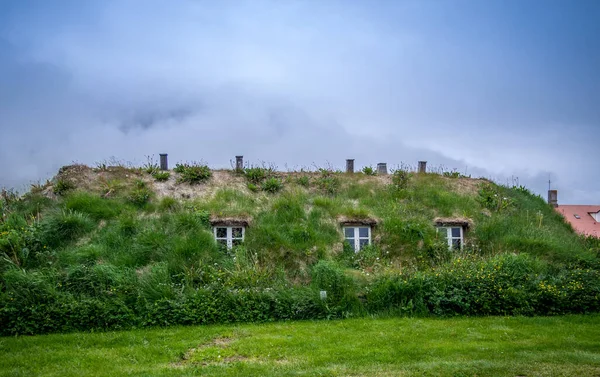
[344,228,354,237]
[437,228,448,240]
[452,239,461,250]
[359,239,369,249]
[451,227,461,238]
[345,240,356,252]
[232,227,243,238]
[216,227,227,238]
[232,239,242,246]
[217,241,228,252]
[358,227,369,238]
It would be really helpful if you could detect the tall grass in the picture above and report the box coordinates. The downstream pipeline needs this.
[64,191,119,220]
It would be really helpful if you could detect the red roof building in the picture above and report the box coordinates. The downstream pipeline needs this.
[555,205,600,238]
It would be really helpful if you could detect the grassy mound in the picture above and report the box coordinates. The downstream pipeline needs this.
[1,163,599,335]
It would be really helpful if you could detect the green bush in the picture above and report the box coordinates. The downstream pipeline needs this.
[244,166,270,184]
[127,187,152,208]
[478,183,513,212]
[296,175,310,187]
[361,166,376,176]
[391,169,410,190]
[53,179,75,196]
[262,177,283,193]
[315,170,340,195]
[175,163,212,184]
[311,260,361,315]
[152,171,170,182]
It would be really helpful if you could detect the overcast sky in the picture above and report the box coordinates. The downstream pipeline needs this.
[1,0,598,204]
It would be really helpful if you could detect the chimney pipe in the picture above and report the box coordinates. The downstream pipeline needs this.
[159,153,168,171]
[548,190,558,207]
[235,156,244,171]
[346,159,354,174]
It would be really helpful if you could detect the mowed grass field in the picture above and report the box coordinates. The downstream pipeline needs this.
[2,315,600,377]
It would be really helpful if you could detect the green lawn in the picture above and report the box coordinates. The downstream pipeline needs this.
[2,315,600,377]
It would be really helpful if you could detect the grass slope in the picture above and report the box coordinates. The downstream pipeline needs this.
[1,163,600,335]
[2,315,600,377]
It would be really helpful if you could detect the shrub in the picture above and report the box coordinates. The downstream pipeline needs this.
[53,179,75,196]
[478,183,514,212]
[311,260,360,314]
[0,221,44,269]
[175,163,212,184]
[244,166,270,184]
[442,170,461,178]
[391,169,409,190]
[262,177,283,193]
[315,170,340,195]
[361,166,376,176]
[296,175,310,187]
[247,183,259,192]
[127,186,152,208]
[152,171,170,182]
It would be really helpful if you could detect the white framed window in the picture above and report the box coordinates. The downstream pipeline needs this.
[437,226,463,250]
[343,226,371,252]
[213,226,245,250]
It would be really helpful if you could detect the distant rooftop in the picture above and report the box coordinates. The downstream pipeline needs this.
[556,205,600,237]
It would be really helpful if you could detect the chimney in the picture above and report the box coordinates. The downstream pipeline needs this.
[377,163,388,175]
[548,190,558,207]
[346,159,355,174]
[235,156,244,171]
[418,161,427,173]
[159,153,168,171]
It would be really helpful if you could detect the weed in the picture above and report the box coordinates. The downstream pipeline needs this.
[247,183,259,192]
[142,155,160,175]
[391,170,410,190]
[53,179,75,196]
[175,163,212,184]
[442,170,462,178]
[478,183,513,212]
[315,169,340,195]
[158,197,179,212]
[152,171,170,182]
[98,178,123,197]
[244,166,270,184]
[361,166,376,176]
[296,175,310,187]
[262,177,283,193]
[127,187,152,208]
